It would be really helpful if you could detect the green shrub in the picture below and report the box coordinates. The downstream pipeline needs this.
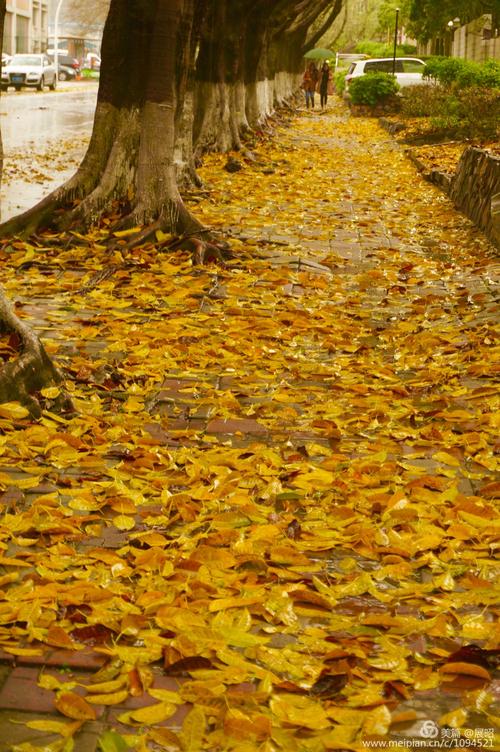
[400,84,500,139]
[355,40,416,57]
[429,94,461,132]
[453,87,500,138]
[423,57,500,90]
[423,57,467,87]
[349,72,400,106]
[456,59,500,89]
[401,84,450,117]
[334,70,346,95]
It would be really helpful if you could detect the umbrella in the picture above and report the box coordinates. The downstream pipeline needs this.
[304,48,335,60]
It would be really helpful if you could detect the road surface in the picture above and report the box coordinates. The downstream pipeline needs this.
[0,83,97,221]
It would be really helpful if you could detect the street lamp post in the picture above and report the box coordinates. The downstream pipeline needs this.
[447,20,454,56]
[54,0,65,84]
[447,17,460,58]
[392,8,400,76]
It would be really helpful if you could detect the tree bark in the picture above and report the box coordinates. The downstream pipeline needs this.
[0,289,70,416]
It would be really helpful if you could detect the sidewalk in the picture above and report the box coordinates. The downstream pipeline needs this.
[0,98,497,750]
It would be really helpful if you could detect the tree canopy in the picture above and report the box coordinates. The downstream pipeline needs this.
[407,0,500,42]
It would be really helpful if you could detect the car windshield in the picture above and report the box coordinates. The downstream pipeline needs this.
[10,55,42,66]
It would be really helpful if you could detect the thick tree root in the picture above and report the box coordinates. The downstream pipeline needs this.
[0,288,73,417]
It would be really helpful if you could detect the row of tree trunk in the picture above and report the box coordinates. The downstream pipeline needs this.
[0,0,343,239]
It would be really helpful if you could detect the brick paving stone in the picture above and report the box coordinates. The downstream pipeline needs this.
[206,417,268,435]
[144,423,185,446]
[0,710,59,751]
[73,722,108,752]
[0,667,57,713]
[17,648,108,671]
[0,667,106,718]
[0,711,105,752]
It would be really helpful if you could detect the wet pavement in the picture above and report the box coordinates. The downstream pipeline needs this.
[0,98,498,750]
[0,83,97,220]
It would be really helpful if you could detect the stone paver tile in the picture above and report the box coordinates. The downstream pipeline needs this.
[0,710,59,751]
[0,667,57,713]
[206,417,268,435]
[17,648,108,671]
[0,711,105,752]
[0,667,105,717]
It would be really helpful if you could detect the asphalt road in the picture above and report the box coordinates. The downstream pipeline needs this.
[0,82,97,220]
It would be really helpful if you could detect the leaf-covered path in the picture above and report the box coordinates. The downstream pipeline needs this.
[0,99,498,751]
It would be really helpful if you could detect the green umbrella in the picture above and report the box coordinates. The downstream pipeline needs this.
[304,48,335,60]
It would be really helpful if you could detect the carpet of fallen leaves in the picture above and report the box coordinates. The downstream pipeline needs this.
[0,101,498,751]
[407,141,499,177]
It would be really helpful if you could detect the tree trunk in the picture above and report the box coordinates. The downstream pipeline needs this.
[0,288,70,416]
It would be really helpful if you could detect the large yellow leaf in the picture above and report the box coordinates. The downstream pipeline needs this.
[129,702,177,724]
[87,689,129,705]
[180,706,206,750]
[0,402,30,420]
[270,695,330,730]
[54,692,96,720]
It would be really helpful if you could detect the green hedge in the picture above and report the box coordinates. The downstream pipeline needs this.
[334,70,346,95]
[423,57,500,89]
[349,72,400,106]
[401,83,500,139]
[355,40,417,57]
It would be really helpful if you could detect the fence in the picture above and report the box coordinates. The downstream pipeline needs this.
[452,15,500,62]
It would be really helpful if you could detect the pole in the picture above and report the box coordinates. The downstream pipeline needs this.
[54,0,64,84]
[392,8,399,76]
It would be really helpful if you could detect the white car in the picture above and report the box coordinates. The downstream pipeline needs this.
[1,54,57,92]
[344,57,427,90]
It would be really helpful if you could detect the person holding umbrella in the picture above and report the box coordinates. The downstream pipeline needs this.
[302,61,319,109]
[302,48,335,109]
[318,60,333,109]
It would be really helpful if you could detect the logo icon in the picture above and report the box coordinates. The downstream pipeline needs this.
[421,720,440,739]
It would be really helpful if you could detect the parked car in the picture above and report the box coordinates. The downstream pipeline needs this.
[1,54,57,91]
[344,57,427,90]
[49,54,81,81]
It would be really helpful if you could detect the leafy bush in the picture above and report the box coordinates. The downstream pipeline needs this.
[423,57,500,89]
[456,59,500,89]
[400,83,500,139]
[445,87,500,138]
[334,70,346,95]
[401,84,450,117]
[349,72,400,106]
[355,40,416,57]
[429,94,461,132]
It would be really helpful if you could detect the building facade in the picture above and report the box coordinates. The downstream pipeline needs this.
[3,1,49,55]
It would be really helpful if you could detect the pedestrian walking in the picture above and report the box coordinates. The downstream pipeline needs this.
[318,61,332,109]
[301,62,319,109]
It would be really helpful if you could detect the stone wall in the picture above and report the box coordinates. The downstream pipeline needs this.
[449,147,500,249]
